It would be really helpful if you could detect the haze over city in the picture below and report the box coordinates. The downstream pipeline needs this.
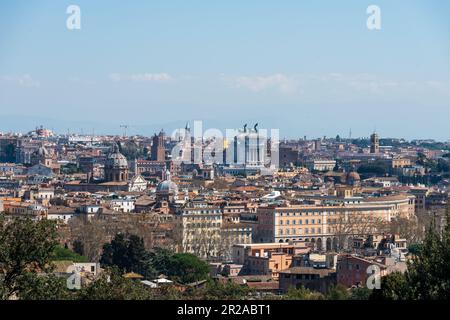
[1,0,450,140]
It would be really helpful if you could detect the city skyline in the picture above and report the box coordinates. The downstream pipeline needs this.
[0,122,448,143]
[1,1,450,140]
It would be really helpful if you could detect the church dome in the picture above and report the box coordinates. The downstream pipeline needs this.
[347,171,361,181]
[156,180,178,194]
[105,144,128,169]
[340,170,360,185]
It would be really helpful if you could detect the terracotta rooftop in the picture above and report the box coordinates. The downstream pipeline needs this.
[245,281,279,290]
[279,267,335,277]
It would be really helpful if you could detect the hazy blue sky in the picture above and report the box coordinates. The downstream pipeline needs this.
[1,0,449,140]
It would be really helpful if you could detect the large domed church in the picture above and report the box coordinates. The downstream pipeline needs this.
[64,142,148,193]
[104,143,129,182]
[156,170,178,202]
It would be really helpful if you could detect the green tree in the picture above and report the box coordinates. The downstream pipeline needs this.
[284,286,324,300]
[156,285,185,300]
[327,284,350,300]
[370,272,411,300]
[372,200,450,300]
[416,152,427,166]
[405,201,450,299]
[147,248,209,284]
[100,236,209,284]
[167,253,209,284]
[100,233,155,278]
[148,247,174,275]
[350,286,372,300]
[16,273,71,300]
[357,161,390,176]
[77,268,154,300]
[0,217,58,299]
[51,245,88,262]
[407,243,423,255]
[197,279,250,300]
[436,159,450,173]
[72,239,84,256]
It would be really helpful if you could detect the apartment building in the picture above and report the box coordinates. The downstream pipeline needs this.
[2,199,48,219]
[255,194,415,251]
[176,205,223,258]
[231,243,297,279]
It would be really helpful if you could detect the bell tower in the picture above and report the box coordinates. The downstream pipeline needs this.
[370,132,380,154]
